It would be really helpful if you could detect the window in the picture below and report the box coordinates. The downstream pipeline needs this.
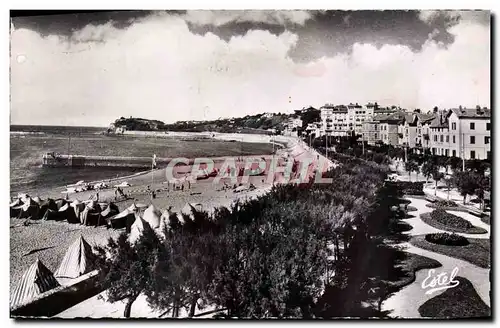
[446,136,449,143]
[487,122,491,131]
[432,148,436,155]
[453,135,456,143]
[470,122,475,130]
[434,135,438,142]
[374,133,378,139]
[485,136,490,144]
[440,135,443,142]
[470,150,476,159]
[374,125,377,131]
[487,151,491,160]
[445,149,449,156]
[470,136,475,144]
[452,150,456,157]
[452,122,456,130]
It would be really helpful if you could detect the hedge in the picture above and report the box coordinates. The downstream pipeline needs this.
[425,232,469,246]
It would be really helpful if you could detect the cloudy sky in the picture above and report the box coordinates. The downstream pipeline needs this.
[10,10,490,126]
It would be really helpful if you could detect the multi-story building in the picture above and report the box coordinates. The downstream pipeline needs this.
[320,104,348,136]
[321,102,395,137]
[398,113,435,149]
[428,107,491,160]
[363,111,405,146]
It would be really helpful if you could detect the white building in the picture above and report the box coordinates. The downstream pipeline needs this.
[428,107,491,160]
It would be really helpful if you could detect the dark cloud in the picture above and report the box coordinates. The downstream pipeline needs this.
[10,10,184,38]
[10,10,461,62]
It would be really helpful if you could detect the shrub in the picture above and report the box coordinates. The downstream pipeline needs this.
[433,200,458,208]
[387,181,424,195]
[430,209,472,229]
[425,232,469,246]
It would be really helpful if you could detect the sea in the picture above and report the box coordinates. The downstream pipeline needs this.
[10,125,147,196]
[10,125,273,197]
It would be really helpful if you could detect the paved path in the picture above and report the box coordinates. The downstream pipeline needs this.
[382,196,491,318]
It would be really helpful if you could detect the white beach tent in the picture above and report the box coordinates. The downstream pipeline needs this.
[10,259,60,309]
[143,204,161,229]
[54,236,96,279]
[128,216,154,244]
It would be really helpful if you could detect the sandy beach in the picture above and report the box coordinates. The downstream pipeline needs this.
[10,135,331,302]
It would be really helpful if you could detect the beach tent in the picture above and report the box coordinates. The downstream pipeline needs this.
[70,200,86,221]
[16,198,40,220]
[37,198,58,220]
[108,209,138,232]
[128,202,147,212]
[10,259,60,309]
[158,207,175,234]
[143,204,161,229]
[42,209,60,221]
[54,236,96,279]
[10,199,23,218]
[100,202,119,220]
[55,199,68,210]
[178,203,203,223]
[58,203,79,224]
[80,201,103,226]
[128,216,154,244]
[32,196,43,205]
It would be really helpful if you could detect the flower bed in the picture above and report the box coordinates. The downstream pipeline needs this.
[387,181,424,196]
[433,200,458,208]
[425,232,469,246]
[420,210,487,234]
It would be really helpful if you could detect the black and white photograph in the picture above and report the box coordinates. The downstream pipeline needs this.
[8,8,492,319]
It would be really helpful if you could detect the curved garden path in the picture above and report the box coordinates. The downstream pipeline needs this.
[382,196,490,318]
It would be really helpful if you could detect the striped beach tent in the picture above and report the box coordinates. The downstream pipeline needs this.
[10,259,60,309]
[54,236,95,279]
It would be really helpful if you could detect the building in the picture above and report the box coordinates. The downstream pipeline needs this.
[428,107,491,160]
[320,104,348,136]
[363,111,405,146]
[321,102,395,137]
[398,112,435,149]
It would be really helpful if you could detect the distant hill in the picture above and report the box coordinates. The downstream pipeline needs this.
[109,107,321,135]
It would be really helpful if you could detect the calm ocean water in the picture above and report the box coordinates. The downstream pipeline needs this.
[10,125,273,197]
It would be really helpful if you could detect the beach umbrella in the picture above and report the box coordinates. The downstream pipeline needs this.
[70,200,85,222]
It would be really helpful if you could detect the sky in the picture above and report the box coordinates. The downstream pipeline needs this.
[10,10,491,126]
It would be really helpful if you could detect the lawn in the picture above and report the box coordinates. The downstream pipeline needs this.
[418,276,491,318]
[481,215,490,225]
[410,235,490,269]
[389,252,442,290]
[420,211,487,234]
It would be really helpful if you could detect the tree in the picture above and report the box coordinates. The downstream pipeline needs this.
[431,169,444,196]
[453,171,478,205]
[404,161,419,182]
[421,160,437,183]
[94,228,163,318]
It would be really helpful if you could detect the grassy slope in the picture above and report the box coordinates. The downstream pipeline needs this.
[419,212,487,234]
[410,235,490,269]
[418,276,491,318]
